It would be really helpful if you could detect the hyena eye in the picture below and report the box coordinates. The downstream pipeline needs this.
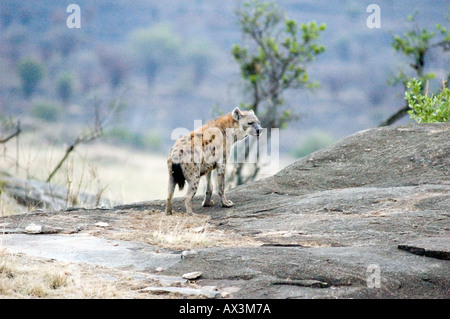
[247,122,254,125]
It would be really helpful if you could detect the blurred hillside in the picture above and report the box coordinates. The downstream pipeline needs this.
[0,0,449,155]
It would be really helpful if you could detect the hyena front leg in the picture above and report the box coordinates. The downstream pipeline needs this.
[216,164,233,207]
[184,176,200,215]
[202,170,214,207]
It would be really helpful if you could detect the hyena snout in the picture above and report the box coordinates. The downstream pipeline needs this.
[252,124,263,137]
[256,126,263,136]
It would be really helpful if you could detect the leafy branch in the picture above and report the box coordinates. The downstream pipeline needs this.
[229,0,325,187]
[406,78,450,123]
[232,0,326,129]
[381,10,450,126]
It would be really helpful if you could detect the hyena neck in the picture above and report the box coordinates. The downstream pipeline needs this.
[209,113,238,132]
[219,114,249,160]
[206,113,246,162]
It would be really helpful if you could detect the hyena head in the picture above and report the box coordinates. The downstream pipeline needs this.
[232,107,263,138]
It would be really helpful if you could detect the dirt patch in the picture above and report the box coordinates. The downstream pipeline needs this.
[102,210,261,250]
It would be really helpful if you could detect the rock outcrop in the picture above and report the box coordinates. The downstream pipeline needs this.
[1,123,449,298]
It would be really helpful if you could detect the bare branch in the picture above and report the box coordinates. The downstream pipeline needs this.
[0,120,21,144]
[46,101,106,183]
[45,89,128,184]
[379,103,410,127]
[46,127,102,183]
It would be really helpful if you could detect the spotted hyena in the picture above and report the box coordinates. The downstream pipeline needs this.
[165,107,262,215]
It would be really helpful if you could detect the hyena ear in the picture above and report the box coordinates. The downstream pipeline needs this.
[232,107,242,121]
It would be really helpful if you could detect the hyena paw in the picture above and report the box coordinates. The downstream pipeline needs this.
[221,199,234,207]
[202,199,215,207]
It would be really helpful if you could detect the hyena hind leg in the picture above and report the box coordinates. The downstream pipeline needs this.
[202,170,215,207]
[165,175,176,215]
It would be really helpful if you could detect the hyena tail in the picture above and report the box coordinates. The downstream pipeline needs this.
[171,163,185,191]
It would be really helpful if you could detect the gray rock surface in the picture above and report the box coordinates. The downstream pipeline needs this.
[1,233,180,271]
[1,123,449,298]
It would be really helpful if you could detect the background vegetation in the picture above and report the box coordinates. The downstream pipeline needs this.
[0,0,449,203]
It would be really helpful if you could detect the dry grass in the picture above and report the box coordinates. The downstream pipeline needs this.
[105,209,261,250]
[0,249,176,299]
[0,131,169,214]
[0,192,26,217]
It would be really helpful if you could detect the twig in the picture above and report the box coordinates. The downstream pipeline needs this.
[45,89,127,184]
[46,127,102,183]
[46,103,103,183]
[378,103,410,127]
[0,120,21,144]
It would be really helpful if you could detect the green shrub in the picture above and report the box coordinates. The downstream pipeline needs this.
[105,127,162,150]
[406,78,450,123]
[292,130,335,158]
[56,73,74,103]
[31,101,62,122]
[130,24,182,85]
[17,58,46,98]
[145,131,162,150]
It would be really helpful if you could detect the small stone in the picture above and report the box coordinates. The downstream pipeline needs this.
[95,222,109,228]
[25,224,42,234]
[182,271,202,280]
[181,250,198,259]
[155,267,164,272]
[221,286,240,298]
[192,226,205,233]
[221,291,230,298]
